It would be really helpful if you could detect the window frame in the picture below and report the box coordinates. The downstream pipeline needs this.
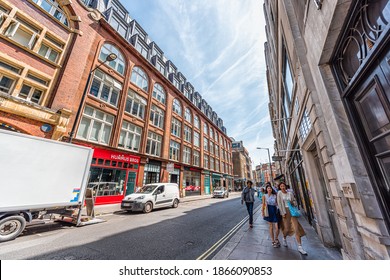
[130,66,149,92]
[118,121,142,152]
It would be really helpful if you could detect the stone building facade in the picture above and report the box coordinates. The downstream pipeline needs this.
[264,0,390,259]
[232,140,253,190]
[0,0,234,204]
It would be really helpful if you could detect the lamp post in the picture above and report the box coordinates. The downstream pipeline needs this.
[257,147,274,185]
[68,53,117,143]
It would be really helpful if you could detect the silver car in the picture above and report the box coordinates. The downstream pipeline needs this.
[212,187,229,198]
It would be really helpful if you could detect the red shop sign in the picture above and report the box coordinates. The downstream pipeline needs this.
[93,147,140,164]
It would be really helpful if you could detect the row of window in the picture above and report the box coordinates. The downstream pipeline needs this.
[0,3,66,64]
[76,105,232,172]
[90,43,231,148]
[0,59,49,105]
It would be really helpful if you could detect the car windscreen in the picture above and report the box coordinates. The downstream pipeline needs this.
[214,187,224,191]
[140,185,158,194]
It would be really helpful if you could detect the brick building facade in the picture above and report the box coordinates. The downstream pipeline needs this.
[0,0,234,205]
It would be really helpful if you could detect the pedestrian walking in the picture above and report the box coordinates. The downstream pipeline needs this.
[277,182,308,255]
[241,180,256,228]
[262,184,281,247]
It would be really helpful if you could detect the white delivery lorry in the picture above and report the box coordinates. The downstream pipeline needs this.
[0,130,93,242]
[121,183,180,213]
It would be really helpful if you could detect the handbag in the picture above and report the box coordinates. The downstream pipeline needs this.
[263,204,269,217]
[287,200,301,217]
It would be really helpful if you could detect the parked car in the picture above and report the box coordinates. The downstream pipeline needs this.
[121,183,180,213]
[212,187,229,198]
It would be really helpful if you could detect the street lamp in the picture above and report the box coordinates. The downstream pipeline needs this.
[68,53,117,143]
[257,147,274,185]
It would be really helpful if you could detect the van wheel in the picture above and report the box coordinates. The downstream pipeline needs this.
[0,215,26,243]
[143,202,153,213]
[172,199,179,208]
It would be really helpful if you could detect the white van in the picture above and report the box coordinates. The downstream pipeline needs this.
[121,183,180,213]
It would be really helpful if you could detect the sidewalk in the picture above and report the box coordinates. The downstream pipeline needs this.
[212,208,343,260]
[87,194,342,260]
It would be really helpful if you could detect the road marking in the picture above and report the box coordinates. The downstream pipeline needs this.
[196,205,261,260]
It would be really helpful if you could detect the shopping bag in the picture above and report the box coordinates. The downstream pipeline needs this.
[287,200,301,217]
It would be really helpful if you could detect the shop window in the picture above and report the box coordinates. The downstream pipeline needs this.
[99,43,125,75]
[97,159,104,165]
[130,66,148,92]
[90,69,122,107]
[88,167,127,196]
[105,160,111,166]
[125,89,146,119]
[76,106,114,145]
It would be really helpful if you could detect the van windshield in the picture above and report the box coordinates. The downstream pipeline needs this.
[139,185,159,194]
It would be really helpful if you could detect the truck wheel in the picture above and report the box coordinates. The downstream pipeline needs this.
[143,202,153,213]
[172,199,179,208]
[0,215,26,242]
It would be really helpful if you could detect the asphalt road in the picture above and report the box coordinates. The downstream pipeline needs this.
[0,194,254,260]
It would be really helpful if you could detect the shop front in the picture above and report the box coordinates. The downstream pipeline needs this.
[224,175,234,191]
[143,160,161,185]
[204,171,211,194]
[212,173,223,192]
[169,165,181,184]
[183,167,201,196]
[87,147,140,205]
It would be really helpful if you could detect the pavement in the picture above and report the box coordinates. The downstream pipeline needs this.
[86,193,343,260]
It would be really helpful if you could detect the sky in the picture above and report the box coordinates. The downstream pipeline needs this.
[122,0,273,168]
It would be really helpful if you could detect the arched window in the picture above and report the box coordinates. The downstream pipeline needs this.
[184,108,192,123]
[99,43,125,75]
[203,123,208,135]
[131,66,149,92]
[32,0,69,26]
[172,99,182,115]
[152,83,166,104]
[194,115,200,129]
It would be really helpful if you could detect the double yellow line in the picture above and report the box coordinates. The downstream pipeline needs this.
[197,205,261,260]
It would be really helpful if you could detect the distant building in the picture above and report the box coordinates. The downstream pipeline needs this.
[231,139,253,190]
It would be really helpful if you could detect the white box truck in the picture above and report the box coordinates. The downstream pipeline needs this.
[0,130,93,242]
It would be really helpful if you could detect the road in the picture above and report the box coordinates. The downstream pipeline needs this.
[0,194,258,260]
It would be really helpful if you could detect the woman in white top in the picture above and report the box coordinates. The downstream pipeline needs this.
[277,182,307,255]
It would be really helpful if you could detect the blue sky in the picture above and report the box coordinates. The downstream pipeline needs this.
[122,0,273,168]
